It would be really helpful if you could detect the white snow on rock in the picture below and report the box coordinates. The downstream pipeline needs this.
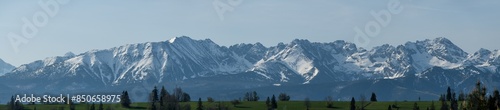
[5,37,499,85]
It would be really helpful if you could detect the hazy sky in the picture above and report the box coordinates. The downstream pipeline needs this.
[1,0,499,66]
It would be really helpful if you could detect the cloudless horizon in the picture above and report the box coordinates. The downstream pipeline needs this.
[1,0,500,66]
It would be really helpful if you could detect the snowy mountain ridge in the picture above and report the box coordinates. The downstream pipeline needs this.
[3,37,499,85]
[2,36,500,101]
[6,36,254,85]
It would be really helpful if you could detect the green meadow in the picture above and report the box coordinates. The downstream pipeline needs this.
[1,101,445,110]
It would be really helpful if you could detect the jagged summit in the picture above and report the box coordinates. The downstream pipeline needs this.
[291,39,311,45]
[432,37,453,44]
[167,36,215,45]
[474,48,492,56]
[64,52,76,57]
[168,36,191,43]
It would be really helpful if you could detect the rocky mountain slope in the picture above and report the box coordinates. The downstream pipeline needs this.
[0,59,14,76]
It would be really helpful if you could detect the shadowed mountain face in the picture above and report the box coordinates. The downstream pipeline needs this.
[1,36,499,101]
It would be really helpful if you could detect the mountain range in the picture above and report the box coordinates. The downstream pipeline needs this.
[1,36,499,102]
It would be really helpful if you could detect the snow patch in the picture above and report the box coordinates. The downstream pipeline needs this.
[429,57,461,69]
[168,37,177,43]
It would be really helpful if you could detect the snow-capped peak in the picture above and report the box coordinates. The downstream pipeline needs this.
[431,37,453,45]
[168,36,197,44]
[464,48,500,67]
[168,36,178,43]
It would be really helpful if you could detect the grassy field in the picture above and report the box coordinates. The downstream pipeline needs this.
[0,101,444,110]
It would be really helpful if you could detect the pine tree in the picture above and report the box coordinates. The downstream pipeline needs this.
[253,91,259,101]
[197,98,203,110]
[440,100,449,110]
[494,89,500,99]
[430,101,436,110]
[90,103,96,110]
[494,89,500,110]
[326,96,334,108]
[451,98,458,110]
[466,81,487,110]
[458,91,466,101]
[120,91,131,108]
[304,97,311,110]
[271,95,277,109]
[452,92,456,100]
[446,86,452,101]
[439,94,445,101]
[413,102,420,110]
[151,86,159,103]
[149,101,157,110]
[7,95,24,110]
[160,86,169,106]
[161,94,170,110]
[68,96,75,110]
[7,96,14,110]
[14,97,23,110]
[350,97,356,110]
[266,97,271,107]
[162,88,180,110]
[370,92,377,102]
[459,100,466,110]
[488,95,497,110]
[98,102,104,110]
[244,92,250,101]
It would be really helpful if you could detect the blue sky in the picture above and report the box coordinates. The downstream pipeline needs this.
[1,0,499,66]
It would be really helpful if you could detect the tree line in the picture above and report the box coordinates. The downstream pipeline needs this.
[349,92,378,110]
[432,81,500,110]
[385,81,500,110]
[6,81,500,110]
[144,86,192,110]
